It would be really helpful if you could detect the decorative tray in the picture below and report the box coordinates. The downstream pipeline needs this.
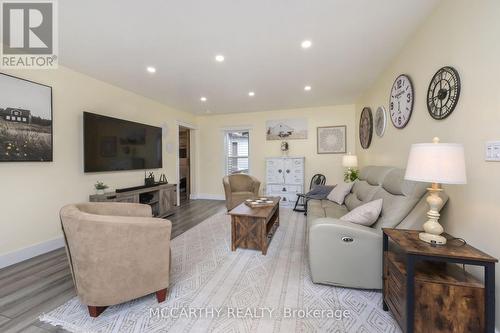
[244,198,275,208]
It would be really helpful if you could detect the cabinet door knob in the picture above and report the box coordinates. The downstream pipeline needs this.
[278,169,282,173]
[286,169,290,173]
[282,187,286,192]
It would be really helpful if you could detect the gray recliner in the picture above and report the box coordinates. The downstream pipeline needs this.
[307,166,448,290]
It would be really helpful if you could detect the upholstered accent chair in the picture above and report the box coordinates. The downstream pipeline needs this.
[223,174,261,210]
[307,166,448,289]
[60,202,172,317]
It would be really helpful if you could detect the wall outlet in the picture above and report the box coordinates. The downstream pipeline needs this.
[485,141,500,161]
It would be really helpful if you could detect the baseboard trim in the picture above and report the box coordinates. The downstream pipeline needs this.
[191,193,225,200]
[0,237,65,269]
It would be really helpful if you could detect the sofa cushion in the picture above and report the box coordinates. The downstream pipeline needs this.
[359,166,394,186]
[327,182,354,204]
[324,203,348,219]
[340,199,383,226]
[371,169,429,230]
[344,180,380,211]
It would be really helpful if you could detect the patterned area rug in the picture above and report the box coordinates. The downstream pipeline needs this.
[40,209,401,333]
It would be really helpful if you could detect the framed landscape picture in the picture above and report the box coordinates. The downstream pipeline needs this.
[266,118,308,140]
[0,73,53,162]
[317,125,346,154]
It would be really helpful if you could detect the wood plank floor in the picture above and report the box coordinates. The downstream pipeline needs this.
[0,199,226,333]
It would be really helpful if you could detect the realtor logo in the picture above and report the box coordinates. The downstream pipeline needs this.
[1,0,58,68]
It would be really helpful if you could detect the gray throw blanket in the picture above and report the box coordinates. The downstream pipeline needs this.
[304,185,335,200]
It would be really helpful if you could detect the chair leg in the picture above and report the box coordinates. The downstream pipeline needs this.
[88,306,107,317]
[156,288,169,303]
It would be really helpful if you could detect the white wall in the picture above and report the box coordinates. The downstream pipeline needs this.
[0,66,195,264]
[355,0,500,327]
[195,105,356,198]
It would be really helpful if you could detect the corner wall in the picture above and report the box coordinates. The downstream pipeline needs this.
[0,66,195,265]
[355,0,500,327]
[195,104,356,198]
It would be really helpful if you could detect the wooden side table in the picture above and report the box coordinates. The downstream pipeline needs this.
[383,229,497,333]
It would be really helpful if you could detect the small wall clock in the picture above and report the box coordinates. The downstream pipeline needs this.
[389,74,414,129]
[427,66,461,120]
[375,106,387,137]
[359,107,373,149]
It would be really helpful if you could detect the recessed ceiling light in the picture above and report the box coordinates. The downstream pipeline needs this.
[215,54,225,62]
[304,85,312,91]
[301,40,312,49]
[146,66,156,73]
[248,91,255,97]
[200,97,207,102]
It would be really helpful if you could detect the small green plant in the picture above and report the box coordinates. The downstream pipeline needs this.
[344,168,359,182]
[94,181,108,190]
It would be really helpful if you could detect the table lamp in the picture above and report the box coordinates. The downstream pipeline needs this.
[404,137,467,245]
[342,153,358,182]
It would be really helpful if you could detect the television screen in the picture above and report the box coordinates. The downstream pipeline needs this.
[83,112,162,172]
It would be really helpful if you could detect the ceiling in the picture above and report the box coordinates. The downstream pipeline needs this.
[59,0,440,114]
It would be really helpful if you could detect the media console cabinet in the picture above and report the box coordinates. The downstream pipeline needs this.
[90,183,177,218]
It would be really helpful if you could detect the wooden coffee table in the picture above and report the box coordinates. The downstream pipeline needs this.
[228,197,280,255]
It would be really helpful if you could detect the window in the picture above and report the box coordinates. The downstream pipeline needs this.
[6,116,10,120]
[224,130,249,175]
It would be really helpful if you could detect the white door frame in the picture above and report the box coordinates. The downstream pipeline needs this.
[176,120,197,205]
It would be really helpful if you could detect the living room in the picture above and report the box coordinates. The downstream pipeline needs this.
[0,0,499,332]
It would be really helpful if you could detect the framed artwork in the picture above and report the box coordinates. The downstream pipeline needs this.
[0,73,53,161]
[317,125,346,154]
[266,118,308,140]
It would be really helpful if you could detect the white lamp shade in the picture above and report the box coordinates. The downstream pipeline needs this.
[342,154,358,168]
[405,142,467,184]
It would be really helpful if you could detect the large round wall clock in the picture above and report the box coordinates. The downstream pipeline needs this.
[427,66,461,120]
[359,107,373,149]
[375,106,387,137]
[389,74,414,129]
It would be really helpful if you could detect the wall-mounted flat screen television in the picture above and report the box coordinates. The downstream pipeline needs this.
[83,112,162,172]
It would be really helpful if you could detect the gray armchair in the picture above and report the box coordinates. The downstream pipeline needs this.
[222,174,261,210]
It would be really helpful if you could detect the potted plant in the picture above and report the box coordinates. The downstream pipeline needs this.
[94,181,108,195]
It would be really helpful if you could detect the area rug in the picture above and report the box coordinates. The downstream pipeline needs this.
[40,209,401,333]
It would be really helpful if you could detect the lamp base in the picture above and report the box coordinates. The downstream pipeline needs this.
[419,232,447,245]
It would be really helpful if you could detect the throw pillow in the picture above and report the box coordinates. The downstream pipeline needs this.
[327,181,355,205]
[340,199,383,227]
[305,185,335,200]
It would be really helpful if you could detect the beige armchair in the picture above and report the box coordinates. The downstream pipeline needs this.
[223,174,261,210]
[60,202,172,317]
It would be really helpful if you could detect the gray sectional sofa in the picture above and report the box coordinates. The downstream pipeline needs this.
[306,166,448,289]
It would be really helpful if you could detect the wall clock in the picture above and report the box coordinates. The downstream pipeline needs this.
[359,107,373,149]
[375,106,387,137]
[389,74,414,129]
[427,66,461,120]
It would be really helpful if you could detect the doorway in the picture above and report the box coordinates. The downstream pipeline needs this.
[178,126,191,204]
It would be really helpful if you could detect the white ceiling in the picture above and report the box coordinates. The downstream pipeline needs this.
[59,0,440,114]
